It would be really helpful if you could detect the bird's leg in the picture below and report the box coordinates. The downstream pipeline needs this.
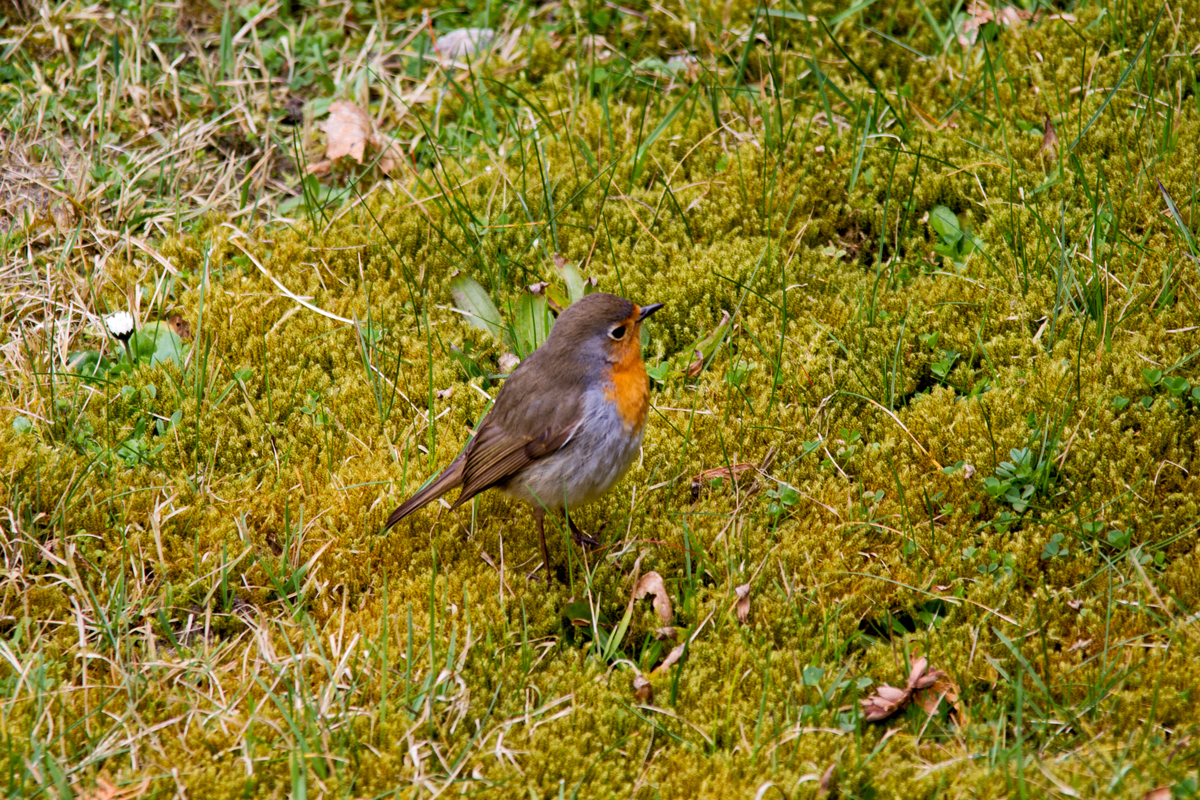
[567,513,602,549]
[534,506,551,579]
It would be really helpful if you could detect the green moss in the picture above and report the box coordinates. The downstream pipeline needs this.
[4,0,1200,796]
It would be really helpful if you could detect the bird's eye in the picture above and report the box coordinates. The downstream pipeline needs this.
[609,325,627,340]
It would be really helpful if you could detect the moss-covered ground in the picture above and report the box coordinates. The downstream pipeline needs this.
[3,0,1200,796]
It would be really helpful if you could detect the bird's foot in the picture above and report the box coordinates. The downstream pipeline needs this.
[568,519,606,549]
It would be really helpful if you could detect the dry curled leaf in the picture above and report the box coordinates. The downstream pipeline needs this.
[1041,116,1059,155]
[917,676,961,720]
[632,674,654,704]
[436,27,494,62]
[79,777,151,800]
[861,657,945,722]
[632,571,674,624]
[654,626,677,641]
[818,763,837,797]
[694,463,756,485]
[1144,788,1172,800]
[310,101,404,175]
[1066,598,1084,611]
[734,583,751,624]
[166,314,192,341]
[958,1,1032,47]
[498,353,521,373]
[654,641,686,675]
[321,102,371,163]
[691,462,756,500]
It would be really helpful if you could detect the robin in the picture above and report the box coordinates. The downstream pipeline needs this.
[385,292,664,577]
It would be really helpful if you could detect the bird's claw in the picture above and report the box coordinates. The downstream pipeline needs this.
[572,531,601,548]
[568,519,606,550]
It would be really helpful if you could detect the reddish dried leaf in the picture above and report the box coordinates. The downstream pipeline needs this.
[80,778,151,800]
[861,684,909,721]
[654,641,686,674]
[1041,116,1059,154]
[314,101,404,175]
[694,463,757,484]
[376,140,403,175]
[632,571,674,624]
[818,763,837,797]
[1144,788,1171,800]
[321,101,373,164]
[167,314,192,341]
[305,159,332,176]
[861,657,947,722]
[734,583,751,624]
[916,677,961,718]
[632,674,654,704]
[498,353,521,373]
[908,657,945,690]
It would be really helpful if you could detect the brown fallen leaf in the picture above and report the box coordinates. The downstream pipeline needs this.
[694,463,757,485]
[916,676,962,723]
[79,779,119,800]
[654,626,677,641]
[685,349,705,378]
[632,571,674,624]
[435,27,494,62]
[654,641,686,675]
[861,684,910,722]
[498,352,521,373]
[167,314,192,341]
[632,674,654,704]
[691,462,756,500]
[957,1,1032,47]
[734,583,751,624]
[861,657,945,722]
[79,777,151,800]
[817,763,837,797]
[1144,788,1171,800]
[321,101,372,164]
[310,101,404,176]
[1041,116,1059,155]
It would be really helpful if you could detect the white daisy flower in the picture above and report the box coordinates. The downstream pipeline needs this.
[105,310,135,340]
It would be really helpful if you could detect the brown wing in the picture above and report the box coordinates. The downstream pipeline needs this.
[450,416,581,508]
[449,346,586,508]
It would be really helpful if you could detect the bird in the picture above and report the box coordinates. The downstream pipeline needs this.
[385,292,664,577]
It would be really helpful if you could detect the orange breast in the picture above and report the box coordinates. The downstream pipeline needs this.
[604,330,649,432]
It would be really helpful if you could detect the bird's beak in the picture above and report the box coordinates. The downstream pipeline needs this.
[637,303,665,322]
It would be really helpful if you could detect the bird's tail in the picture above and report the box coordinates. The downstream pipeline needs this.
[385,455,466,529]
